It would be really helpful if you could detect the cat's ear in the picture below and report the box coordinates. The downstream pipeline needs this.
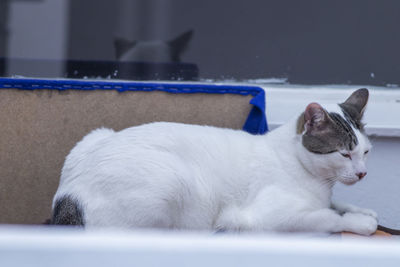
[114,38,136,59]
[340,88,369,121]
[168,30,193,62]
[304,103,331,132]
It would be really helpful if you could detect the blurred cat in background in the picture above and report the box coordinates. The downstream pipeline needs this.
[114,30,193,63]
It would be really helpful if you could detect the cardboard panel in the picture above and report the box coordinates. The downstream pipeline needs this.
[0,89,252,224]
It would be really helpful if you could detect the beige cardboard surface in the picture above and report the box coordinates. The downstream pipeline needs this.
[0,88,253,224]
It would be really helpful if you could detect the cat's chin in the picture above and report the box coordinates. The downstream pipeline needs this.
[338,178,359,186]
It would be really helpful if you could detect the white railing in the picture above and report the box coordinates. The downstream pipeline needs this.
[0,225,399,267]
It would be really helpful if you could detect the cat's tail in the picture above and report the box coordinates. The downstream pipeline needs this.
[377,224,400,235]
[51,195,84,226]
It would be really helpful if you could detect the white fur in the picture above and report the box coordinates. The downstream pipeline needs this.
[53,105,377,235]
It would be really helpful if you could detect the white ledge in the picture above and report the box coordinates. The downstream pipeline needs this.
[261,85,400,138]
[1,226,400,267]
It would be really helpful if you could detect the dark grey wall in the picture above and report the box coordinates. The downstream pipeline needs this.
[0,1,9,58]
[0,1,9,76]
[167,0,400,84]
[67,0,117,61]
[66,0,400,84]
[2,0,399,84]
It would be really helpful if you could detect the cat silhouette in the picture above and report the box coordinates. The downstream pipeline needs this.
[114,30,193,63]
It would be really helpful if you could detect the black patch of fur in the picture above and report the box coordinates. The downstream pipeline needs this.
[42,218,51,225]
[51,195,84,226]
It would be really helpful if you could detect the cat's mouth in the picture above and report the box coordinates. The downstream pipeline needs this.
[338,176,359,185]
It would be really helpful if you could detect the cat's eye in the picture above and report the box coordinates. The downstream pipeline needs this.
[364,150,369,155]
[340,153,351,159]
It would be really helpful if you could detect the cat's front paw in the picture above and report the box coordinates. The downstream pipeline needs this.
[357,208,378,219]
[215,207,253,232]
[342,212,378,236]
[332,202,378,219]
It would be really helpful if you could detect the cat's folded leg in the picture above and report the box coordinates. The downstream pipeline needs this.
[298,208,377,235]
[215,205,377,235]
[331,201,378,219]
[214,206,253,232]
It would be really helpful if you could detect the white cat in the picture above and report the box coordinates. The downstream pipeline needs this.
[52,88,377,235]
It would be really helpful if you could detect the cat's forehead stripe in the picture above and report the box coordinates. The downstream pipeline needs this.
[329,112,358,150]
[340,108,357,128]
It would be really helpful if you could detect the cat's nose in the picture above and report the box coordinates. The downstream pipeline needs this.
[356,172,367,179]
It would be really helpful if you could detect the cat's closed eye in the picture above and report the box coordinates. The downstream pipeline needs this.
[340,153,351,159]
[364,150,369,155]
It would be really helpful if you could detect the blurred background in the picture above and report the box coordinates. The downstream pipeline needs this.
[1,0,400,85]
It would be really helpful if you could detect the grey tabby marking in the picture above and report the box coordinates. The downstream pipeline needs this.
[327,112,358,150]
[299,88,369,154]
[301,111,358,154]
[51,195,84,226]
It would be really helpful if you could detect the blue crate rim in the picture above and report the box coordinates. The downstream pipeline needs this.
[0,78,263,96]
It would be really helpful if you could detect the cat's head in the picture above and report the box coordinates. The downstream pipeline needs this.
[297,88,371,185]
[114,30,193,63]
